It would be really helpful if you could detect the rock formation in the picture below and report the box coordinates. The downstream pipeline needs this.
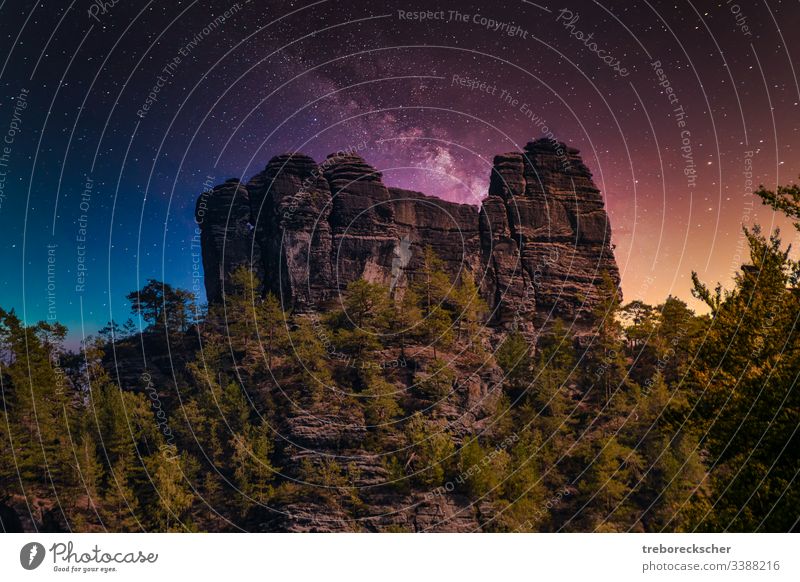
[197,138,619,337]
[193,138,623,532]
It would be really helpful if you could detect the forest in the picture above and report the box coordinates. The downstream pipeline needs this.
[0,184,797,532]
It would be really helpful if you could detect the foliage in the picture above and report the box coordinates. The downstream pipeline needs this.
[1,229,797,532]
[404,412,455,487]
[126,279,195,332]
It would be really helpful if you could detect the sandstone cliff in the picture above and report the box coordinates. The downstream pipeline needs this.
[197,138,620,338]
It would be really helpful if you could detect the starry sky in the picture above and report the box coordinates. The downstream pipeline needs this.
[1,0,799,342]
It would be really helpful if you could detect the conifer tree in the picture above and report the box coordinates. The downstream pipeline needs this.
[412,247,455,357]
[393,287,423,352]
[404,412,455,487]
[147,452,195,531]
[451,270,488,349]
[232,421,277,514]
[688,207,800,531]
[361,371,402,430]
[290,319,333,403]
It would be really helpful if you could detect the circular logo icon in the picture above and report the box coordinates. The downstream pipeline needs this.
[20,542,46,570]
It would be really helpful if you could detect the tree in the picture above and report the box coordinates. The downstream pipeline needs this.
[393,287,423,352]
[621,300,658,385]
[204,268,289,384]
[629,372,705,532]
[147,452,195,531]
[412,247,455,358]
[753,178,800,229]
[497,432,547,532]
[77,434,103,515]
[101,462,141,531]
[653,296,701,387]
[574,433,643,532]
[361,372,402,430]
[98,319,135,342]
[688,219,800,531]
[290,319,333,403]
[328,279,394,361]
[404,412,455,487]
[232,421,277,515]
[525,321,576,459]
[496,330,532,391]
[127,279,195,332]
[583,273,630,406]
[414,358,455,401]
[457,438,509,499]
[33,320,67,352]
[221,266,262,352]
[259,293,287,369]
[342,279,392,331]
[0,309,76,491]
[418,306,454,359]
[450,270,488,349]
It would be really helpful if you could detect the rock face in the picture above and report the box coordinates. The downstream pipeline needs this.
[195,178,262,302]
[197,139,619,336]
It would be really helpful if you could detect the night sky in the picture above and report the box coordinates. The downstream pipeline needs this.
[1,0,799,342]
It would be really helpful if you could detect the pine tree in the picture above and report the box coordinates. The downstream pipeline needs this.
[290,319,333,403]
[232,421,276,514]
[393,287,422,352]
[404,412,455,487]
[496,330,533,392]
[147,452,195,531]
[457,438,509,499]
[583,273,629,407]
[688,219,800,531]
[451,270,487,350]
[126,279,194,332]
[574,433,643,532]
[342,279,392,331]
[77,433,103,516]
[259,293,287,369]
[0,311,76,493]
[415,358,456,401]
[224,266,262,352]
[497,431,547,532]
[412,247,455,358]
[101,461,142,532]
[361,372,402,430]
[630,372,705,531]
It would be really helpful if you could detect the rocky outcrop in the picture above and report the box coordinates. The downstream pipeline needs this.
[191,138,620,532]
[481,140,619,335]
[197,138,619,336]
[195,178,261,302]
